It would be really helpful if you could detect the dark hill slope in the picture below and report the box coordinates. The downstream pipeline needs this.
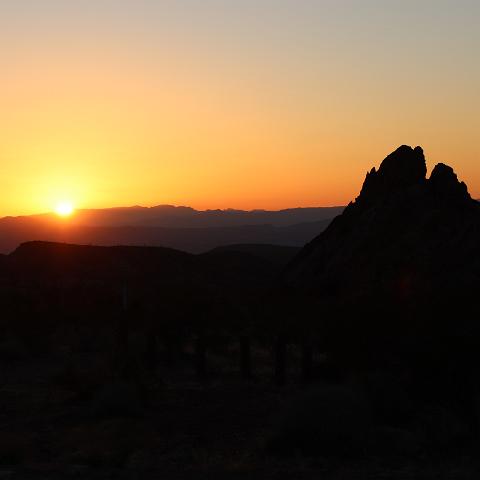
[0,241,282,335]
[8,242,195,285]
[205,244,300,270]
[5,241,280,293]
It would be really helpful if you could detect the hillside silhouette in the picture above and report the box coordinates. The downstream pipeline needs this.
[286,145,479,295]
[281,145,480,409]
[3,240,293,296]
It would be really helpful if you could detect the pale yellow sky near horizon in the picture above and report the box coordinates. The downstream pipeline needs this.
[1,1,479,216]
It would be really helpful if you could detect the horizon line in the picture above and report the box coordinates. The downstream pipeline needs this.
[0,203,347,220]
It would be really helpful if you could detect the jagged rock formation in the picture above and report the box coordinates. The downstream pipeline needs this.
[283,146,480,371]
[357,145,427,206]
[285,145,479,298]
[429,162,471,204]
[280,147,480,451]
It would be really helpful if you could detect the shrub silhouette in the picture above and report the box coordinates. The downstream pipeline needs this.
[0,335,29,362]
[90,380,143,418]
[267,383,371,456]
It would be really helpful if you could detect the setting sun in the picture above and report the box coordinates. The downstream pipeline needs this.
[55,201,74,217]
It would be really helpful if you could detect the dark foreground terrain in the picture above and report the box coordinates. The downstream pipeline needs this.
[1,146,480,478]
[1,349,480,480]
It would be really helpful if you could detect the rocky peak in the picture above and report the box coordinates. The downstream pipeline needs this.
[285,145,479,290]
[429,162,471,204]
[356,145,427,206]
[377,145,427,186]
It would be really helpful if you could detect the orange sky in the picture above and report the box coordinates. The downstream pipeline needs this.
[1,1,479,216]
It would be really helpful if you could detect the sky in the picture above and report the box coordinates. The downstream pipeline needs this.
[1,0,479,216]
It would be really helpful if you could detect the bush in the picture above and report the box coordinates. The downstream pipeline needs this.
[415,406,470,450]
[365,371,414,426]
[63,419,154,468]
[267,384,371,457]
[366,426,422,456]
[90,381,143,418]
[0,431,34,465]
[0,335,29,362]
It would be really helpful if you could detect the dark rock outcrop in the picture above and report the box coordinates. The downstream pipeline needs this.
[283,146,480,371]
[282,146,480,388]
[429,162,471,204]
[356,145,427,207]
[285,145,478,294]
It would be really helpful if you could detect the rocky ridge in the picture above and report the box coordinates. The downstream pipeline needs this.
[285,145,480,302]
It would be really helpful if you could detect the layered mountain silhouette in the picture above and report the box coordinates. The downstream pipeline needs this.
[0,206,342,254]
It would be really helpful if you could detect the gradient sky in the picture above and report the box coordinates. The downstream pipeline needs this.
[1,0,479,216]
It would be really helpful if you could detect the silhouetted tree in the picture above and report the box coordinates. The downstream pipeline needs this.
[240,335,253,380]
[301,340,313,384]
[274,333,287,386]
[145,328,158,374]
[195,333,207,380]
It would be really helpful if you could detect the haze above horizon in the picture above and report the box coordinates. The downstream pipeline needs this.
[1,1,479,217]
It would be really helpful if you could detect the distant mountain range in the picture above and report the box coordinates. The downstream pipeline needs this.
[0,206,344,254]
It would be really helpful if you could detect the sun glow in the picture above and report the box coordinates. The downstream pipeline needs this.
[55,201,74,217]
